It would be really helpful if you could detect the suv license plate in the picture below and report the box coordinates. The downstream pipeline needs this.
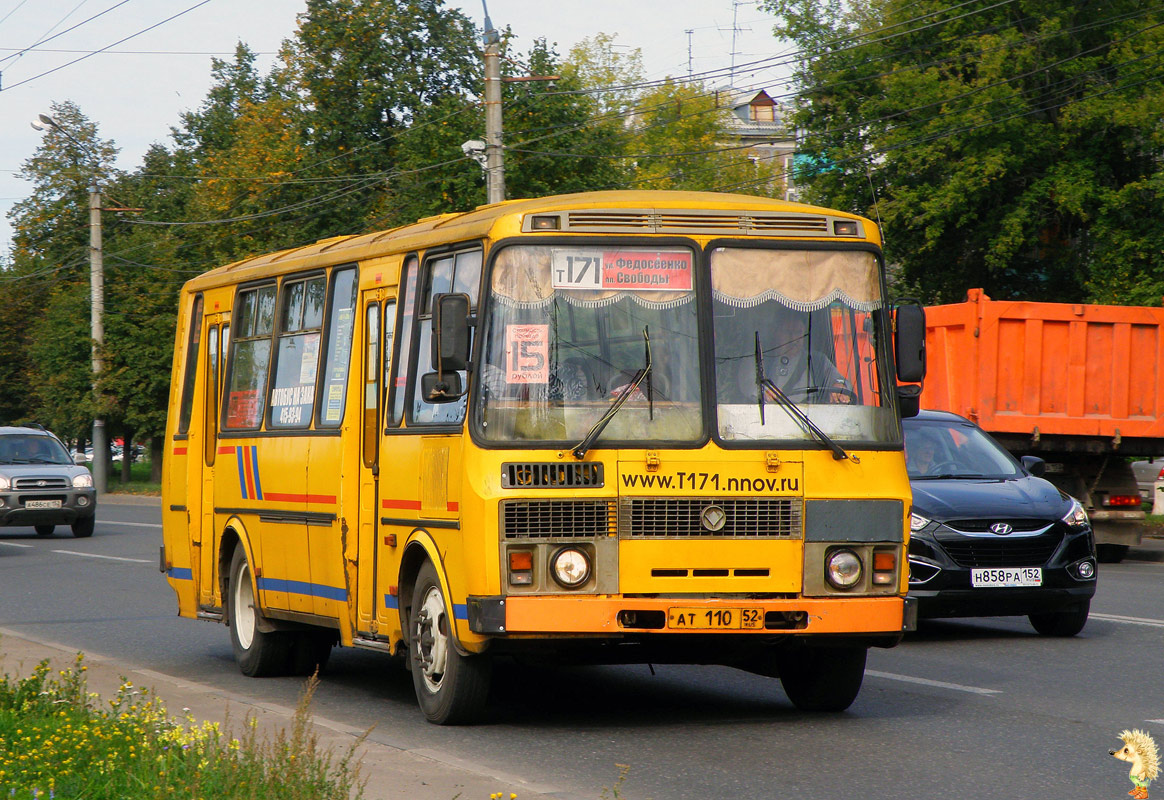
[25,499,62,509]
[667,607,764,630]
[971,567,1042,588]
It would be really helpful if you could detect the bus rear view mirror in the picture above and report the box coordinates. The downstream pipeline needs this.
[422,371,465,403]
[432,293,472,372]
[894,302,926,383]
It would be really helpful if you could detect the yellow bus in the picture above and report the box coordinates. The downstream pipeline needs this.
[162,190,926,724]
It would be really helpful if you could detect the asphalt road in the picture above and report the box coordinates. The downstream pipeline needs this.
[1,499,1160,800]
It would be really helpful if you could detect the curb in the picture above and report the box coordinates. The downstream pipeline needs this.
[0,629,563,799]
[99,493,161,507]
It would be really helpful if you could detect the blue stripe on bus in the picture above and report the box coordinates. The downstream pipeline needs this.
[249,445,263,500]
[382,596,467,620]
[168,567,193,580]
[235,446,248,498]
[256,578,347,601]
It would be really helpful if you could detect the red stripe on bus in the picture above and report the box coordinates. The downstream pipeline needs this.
[242,452,257,499]
[264,493,337,505]
[382,498,422,510]
[172,447,187,455]
[381,499,458,512]
[218,445,235,454]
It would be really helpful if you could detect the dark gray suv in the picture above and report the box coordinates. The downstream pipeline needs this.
[0,426,97,537]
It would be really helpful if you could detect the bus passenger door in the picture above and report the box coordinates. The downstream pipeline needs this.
[199,313,228,608]
[357,289,393,634]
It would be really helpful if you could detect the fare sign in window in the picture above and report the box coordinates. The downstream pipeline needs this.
[505,324,549,383]
[551,249,693,292]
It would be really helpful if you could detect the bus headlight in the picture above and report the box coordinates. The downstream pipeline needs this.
[550,547,591,589]
[825,549,863,590]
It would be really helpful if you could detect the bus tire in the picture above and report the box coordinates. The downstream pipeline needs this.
[34,525,54,536]
[71,516,95,538]
[228,546,291,677]
[408,561,491,725]
[777,645,866,712]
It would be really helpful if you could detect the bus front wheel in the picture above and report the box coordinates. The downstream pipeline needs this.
[228,546,291,677]
[408,561,491,724]
[777,645,867,712]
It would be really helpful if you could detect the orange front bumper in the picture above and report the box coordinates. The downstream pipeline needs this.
[479,595,908,635]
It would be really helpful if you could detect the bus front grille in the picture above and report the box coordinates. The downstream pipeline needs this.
[501,499,617,539]
[619,498,803,538]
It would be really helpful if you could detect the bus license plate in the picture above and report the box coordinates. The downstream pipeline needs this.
[25,500,62,509]
[667,607,764,630]
[971,567,1042,588]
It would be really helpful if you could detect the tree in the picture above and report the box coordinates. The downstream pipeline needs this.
[763,0,1164,303]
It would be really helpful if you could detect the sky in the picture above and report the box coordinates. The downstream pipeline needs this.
[0,0,793,257]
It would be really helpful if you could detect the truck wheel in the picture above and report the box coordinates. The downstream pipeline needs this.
[71,516,94,538]
[228,546,291,677]
[1029,600,1090,637]
[1096,544,1128,564]
[34,525,54,536]
[778,645,867,712]
[408,561,491,724]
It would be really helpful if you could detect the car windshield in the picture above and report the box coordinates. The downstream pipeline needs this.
[476,244,702,445]
[0,434,72,465]
[904,420,1021,479]
[710,246,898,445]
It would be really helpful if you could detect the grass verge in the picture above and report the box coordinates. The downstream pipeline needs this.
[0,652,364,799]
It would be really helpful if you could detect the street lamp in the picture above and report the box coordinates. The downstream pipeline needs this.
[30,112,107,495]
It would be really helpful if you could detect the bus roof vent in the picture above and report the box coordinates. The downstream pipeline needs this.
[547,208,835,236]
[501,462,605,489]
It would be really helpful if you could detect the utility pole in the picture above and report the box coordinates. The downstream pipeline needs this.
[482,2,505,204]
[88,182,107,495]
[685,29,694,79]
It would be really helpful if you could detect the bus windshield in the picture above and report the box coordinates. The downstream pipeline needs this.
[712,246,897,444]
[476,244,702,445]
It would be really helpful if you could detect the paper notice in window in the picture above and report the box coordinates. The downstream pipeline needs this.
[505,324,549,383]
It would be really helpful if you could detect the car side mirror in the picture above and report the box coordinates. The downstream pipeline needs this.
[894,301,926,383]
[74,453,88,465]
[1021,455,1046,477]
[431,293,472,372]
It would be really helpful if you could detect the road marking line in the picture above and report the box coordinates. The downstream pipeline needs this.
[51,550,152,564]
[1090,612,1164,628]
[0,541,33,548]
[102,521,162,529]
[865,669,1001,695]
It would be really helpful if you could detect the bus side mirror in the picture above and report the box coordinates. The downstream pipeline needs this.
[894,302,926,383]
[431,293,472,372]
[421,371,465,403]
[898,384,921,418]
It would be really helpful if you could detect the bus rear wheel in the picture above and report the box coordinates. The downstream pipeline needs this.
[777,645,867,712]
[228,546,291,677]
[408,561,491,724]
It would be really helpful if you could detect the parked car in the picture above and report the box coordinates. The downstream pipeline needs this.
[0,425,97,537]
[905,410,1096,636]
[1131,459,1164,508]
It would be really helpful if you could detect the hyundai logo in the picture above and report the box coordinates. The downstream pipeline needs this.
[700,505,727,532]
[989,522,1013,535]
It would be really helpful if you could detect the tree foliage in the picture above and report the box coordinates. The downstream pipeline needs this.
[764,0,1164,303]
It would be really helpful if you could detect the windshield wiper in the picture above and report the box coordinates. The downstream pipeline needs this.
[753,331,855,463]
[572,326,652,460]
[913,472,985,481]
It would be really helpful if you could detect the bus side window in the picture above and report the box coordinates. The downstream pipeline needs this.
[268,274,326,429]
[411,248,481,425]
[362,302,381,463]
[204,324,220,466]
[223,284,276,431]
[317,267,358,429]
[177,294,203,436]
[388,257,418,427]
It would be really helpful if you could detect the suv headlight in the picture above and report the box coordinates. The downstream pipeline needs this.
[72,473,93,489]
[910,512,931,531]
[0,475,8,490]
[1062,498,1088,528]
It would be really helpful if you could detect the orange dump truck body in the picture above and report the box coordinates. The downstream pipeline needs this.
[922,288,1164,447]
[920,288,1163,559]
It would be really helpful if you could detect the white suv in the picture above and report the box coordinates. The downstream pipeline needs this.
[0,426,97,537]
